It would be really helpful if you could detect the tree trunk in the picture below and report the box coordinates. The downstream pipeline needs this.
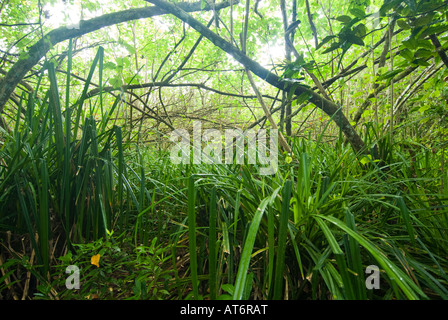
[0,1,236,115]
[146,0,367,154]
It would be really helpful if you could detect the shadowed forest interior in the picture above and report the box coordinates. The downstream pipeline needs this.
[0,0,447,300]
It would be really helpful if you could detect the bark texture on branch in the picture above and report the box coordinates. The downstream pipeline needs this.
[0,1,236,115]
[146,0,367,153]
[430,34,448,70]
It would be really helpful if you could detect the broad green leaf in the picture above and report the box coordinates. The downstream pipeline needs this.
[417,0,444,12]
[322,41,341,54]
[336,15,352,24]
[360,154,372,165]
[411,13,434,27]
[288,83,301,101]
[412,58,430,67]
[414,48,433,58]
[380,0,403,16]
[295,92,312,105]
[354,23,367,37]
[400,48,414,61]
[418,105,431,113]
[403,37,418,50]
[397,19,411,30]
[421,24,448,38]
[348,35,364,46]
[316,35,337,50]
[349,8,366,19]
[416,39,433,49]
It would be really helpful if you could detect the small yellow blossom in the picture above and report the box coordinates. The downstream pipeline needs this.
[91,254,100,268]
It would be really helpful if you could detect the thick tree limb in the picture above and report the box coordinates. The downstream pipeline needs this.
[0,0,236,115]
[430,34,448,70]
[146,0,367,153]
[304,0,318,48]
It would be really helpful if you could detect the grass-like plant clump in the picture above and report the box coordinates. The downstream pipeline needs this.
[1,45,447,301]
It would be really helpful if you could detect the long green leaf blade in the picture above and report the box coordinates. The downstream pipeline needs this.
[233,197,270,300]
[208,187,217,300]
[273,180,292,299]
[314,214,428,300]
[188,175,199,299]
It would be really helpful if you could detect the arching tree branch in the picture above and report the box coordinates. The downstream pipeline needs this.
[430,34,448,70]
[0,0,237,115]
[145,0,367,153]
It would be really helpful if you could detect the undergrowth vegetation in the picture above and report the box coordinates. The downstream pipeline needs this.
[1,45,447,300]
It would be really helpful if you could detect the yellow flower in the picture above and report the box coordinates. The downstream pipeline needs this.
[91,254,101,268]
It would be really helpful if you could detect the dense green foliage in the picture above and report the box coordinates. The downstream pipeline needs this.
[0,0,448,300]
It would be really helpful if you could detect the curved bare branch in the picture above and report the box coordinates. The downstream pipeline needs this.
[0,0,237,114]
[146,0,367,153]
